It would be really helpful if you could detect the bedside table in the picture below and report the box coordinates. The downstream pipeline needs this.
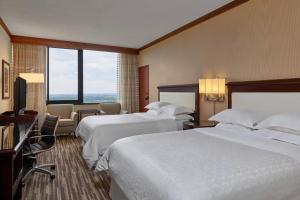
[183,121,216,130]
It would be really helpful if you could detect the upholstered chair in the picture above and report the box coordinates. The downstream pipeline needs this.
[46,104,77,136]
[98,103,128,115]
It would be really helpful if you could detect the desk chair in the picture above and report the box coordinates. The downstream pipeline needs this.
[23,115,59,181]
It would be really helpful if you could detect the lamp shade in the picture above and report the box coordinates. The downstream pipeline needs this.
[199,78,226,95]
[199,79,206,94]
[19,73,44,83]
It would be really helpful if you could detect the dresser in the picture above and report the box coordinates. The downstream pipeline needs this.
[0,111,38,200]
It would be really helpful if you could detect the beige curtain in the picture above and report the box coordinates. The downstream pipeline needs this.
[12,43,46,125]
[117,53,139,113]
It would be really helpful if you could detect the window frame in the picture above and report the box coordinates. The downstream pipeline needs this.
[47,47,83,104]
[46,47,117,105]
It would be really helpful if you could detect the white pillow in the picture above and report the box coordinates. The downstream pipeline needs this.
[145,102,170,110]
[209,109,267,129]
[160,105,194,116]
[255,113,300,133]
[255,129,300,146]
[172,114,194,121]
[146,109,161,115]
[267,127,300,136]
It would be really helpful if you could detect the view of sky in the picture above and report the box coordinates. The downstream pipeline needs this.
[83,50,118,94]
[49,48,118,95]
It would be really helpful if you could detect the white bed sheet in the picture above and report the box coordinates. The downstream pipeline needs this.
[76,113,180,168]
[97,124,300,200]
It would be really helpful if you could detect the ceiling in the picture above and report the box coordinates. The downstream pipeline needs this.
[0,0,233,48]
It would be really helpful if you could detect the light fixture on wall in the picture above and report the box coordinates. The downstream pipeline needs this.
[19,73,44,83]
[199,78,226,115]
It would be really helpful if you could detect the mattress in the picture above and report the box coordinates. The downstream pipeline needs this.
[75,113,180,168]
[97,124,300,200]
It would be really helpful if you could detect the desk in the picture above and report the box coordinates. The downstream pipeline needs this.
[0,111,38,200]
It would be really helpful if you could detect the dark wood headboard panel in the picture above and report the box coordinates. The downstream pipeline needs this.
[227,78,300,108]
[157,84,199,123]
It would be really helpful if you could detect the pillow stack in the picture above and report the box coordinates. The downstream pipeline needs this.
[210,109,300,134]
[145,102,171,110]
[255,113,300,135]
[159,104,194,116]
[209,109,268,129]
[145,101,194,121]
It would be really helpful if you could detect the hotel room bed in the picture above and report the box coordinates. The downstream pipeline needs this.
[76,112,183,167]
[96,78,300,200]
[97,124,300,200]
[76,84,199,168]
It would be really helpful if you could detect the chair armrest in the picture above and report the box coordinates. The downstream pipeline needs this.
[24,135,55,156]
[26,134,55,146]
[28,135,55,141]
[120,110,129,114]
[71,111,78,121]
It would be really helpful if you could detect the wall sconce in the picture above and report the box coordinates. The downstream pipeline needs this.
[19,73,44,83]
[199,78,226,115]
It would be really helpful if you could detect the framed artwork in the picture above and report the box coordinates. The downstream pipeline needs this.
[2,60,10,99]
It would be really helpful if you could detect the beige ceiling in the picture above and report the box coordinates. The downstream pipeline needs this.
[0,0,233,48]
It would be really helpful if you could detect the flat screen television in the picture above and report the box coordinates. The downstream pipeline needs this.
[14,77,27,115]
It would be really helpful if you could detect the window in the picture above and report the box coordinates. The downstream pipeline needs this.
[48,48,78,101]
[83,50,118,103]
[47,47,118,104]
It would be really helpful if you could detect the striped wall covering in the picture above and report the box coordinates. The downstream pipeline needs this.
[23,136,111,200]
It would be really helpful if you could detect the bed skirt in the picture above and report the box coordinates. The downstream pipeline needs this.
[110,178,129,200]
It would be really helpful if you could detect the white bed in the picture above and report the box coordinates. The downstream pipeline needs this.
[97,124,300,200]
[96,78,300,200]
[76,84,199,168]
[76,113,183,167]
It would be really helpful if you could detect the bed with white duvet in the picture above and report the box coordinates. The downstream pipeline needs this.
[97,111,300,200]
[76,110,192,168]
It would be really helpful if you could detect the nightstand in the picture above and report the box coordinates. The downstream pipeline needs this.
[183,121,216,130]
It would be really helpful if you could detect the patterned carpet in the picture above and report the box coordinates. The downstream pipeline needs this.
[23,136,111,200]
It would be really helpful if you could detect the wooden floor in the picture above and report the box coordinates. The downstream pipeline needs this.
[23,136,111,200]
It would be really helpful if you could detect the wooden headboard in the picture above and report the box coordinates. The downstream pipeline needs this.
[227,78,300,113]
[157,84,199,123]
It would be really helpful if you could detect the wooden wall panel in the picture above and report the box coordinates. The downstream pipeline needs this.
[11,35,139,54]
[0,17,11,37]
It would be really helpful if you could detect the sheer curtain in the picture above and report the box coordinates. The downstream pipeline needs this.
[12,43,47,125]
[117,53,139,113]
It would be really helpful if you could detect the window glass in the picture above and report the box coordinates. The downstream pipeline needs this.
[48,48,78,100]
[83,50,118,103]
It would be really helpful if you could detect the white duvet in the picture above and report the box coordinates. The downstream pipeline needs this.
[97,124,300,200]
[76,113,179,168]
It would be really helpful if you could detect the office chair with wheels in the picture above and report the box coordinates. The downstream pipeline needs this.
[23,114,59,181]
